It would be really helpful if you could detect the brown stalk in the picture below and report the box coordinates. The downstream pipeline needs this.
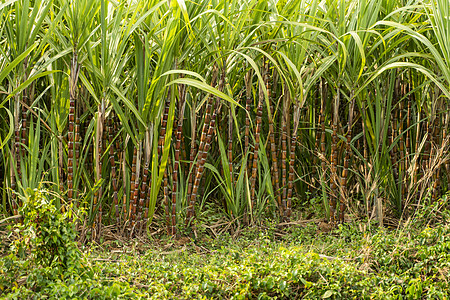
[144,128,153,228]
[398,83,405,199]
[421,112,432,197]
[172,94,186,236]
[314,81,321,167]
[320,79,327,185]
[360,101,369,216]
[129,147,138,228]
[340,96,355,223]
[186,97,212,223]
[390,80,399,188]
[68,50,80,205]
[186,69,219,224]
[122,137,128,225]
[186,103,197,214]
[444,103,450,189]
[74,110,80,205]
[188,103,221,225]
[329,89,340,225]
[266,63,282,216]
[20,58,30,160]
[249,75,264,219]
[159,95,171,232]
[431,91,442,201]
[138,161,148,229]
[228,104,233,184]
[163,167,170,234]
[405,83,411,170]
[21,91,27,157]
[12,94,21,215]
[281,93,288,218]
[10,146,17,215]
[287,103,300,222]
[138,131,151,233]
[108,116,120,226]
[244,70,253,160]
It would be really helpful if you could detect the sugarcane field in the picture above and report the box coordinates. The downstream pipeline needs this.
[1,0,450,298]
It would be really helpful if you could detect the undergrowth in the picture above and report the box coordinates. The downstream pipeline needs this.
[1,190,450,299]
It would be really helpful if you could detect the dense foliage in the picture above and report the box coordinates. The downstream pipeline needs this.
[2,0,450,298]
[1,0,449,235]
[1,192,449,298]
[1,0,450,236]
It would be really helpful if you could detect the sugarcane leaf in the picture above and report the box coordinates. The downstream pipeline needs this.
[0,108,13,150]
[167,78,242,108]
[0,42,37,84]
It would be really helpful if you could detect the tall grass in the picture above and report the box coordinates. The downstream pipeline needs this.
[0,0,449,237]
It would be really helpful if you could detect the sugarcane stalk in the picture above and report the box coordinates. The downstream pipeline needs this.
[144,126,154,228]
[287,103,300,222]
[320,79,327,182]
[398,83,405,199]
[188,103,220,225]
[108,116,120,226]
[159,95,171,232]
[12,94,21,214]
[121,137,128,224]
[431,90,442,202]
[413,95,422,200]
[340,96,355,223]
[390,81,399,187]
[244,70,253,160]
[137,163,147,227]
[163,166,170,234]
[129,146,138,228]
[249,76,264,219]
[360,100,370,216]
[329,89,340,225]
[68,50,80,205]
[10,141,17,215]
[186,92,198,216]
[228,104,233,184]
[171,97,186,236]
[186,129,196,212]
[186,97,213,223]
[431,115,441,202]
[443,106,450,191]
[187,69,222,225]
[171,121,182,236]
[314,81,321,165]
[21,91,27,157]
[281,103,288,218]
[74,109,80,205]
[266,64,282,216]
[405,83,411,163]
[20,59,29,160]
[422,114,432,197]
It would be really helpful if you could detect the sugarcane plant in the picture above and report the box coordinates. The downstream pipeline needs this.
[1,0,450,237]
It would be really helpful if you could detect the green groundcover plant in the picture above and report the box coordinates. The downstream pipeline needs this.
[0,189,139,299]
[1,192,449,299]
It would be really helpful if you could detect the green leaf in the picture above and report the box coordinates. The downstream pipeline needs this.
[167,78,242,108]
[322,290,334,299]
